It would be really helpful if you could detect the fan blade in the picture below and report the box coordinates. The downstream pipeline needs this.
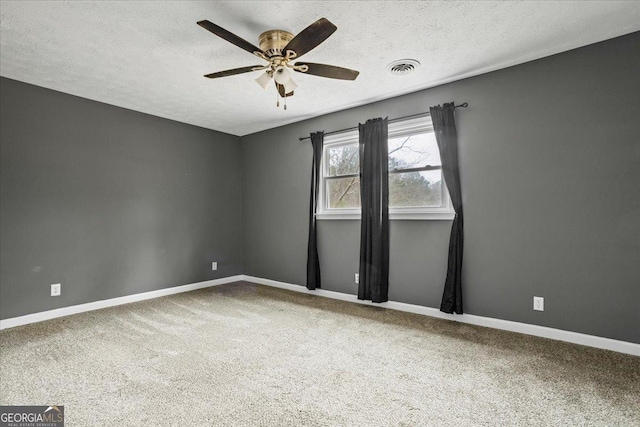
[283,18,337,59]
[276,83,294,98]
[197,20,265,56]
[204,66,262,79]
[294,62,359,80]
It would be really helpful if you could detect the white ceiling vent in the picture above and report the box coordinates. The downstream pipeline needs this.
[387,59,421,76]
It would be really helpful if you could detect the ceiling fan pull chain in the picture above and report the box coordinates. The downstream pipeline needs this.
[276,90,280,108]
[284,96,287,110]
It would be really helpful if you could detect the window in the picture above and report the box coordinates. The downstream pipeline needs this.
[317,116,455,220]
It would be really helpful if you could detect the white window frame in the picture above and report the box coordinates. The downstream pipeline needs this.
[316,115,455,220]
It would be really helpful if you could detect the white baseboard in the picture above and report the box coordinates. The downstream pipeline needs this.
[0,275,243,330]
[2,274,637,357]
[241,275,640,357]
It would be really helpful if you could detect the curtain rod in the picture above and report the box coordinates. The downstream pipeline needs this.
[298,102,468,141]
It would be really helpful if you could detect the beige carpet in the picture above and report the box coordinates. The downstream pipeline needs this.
[1,281,638,426]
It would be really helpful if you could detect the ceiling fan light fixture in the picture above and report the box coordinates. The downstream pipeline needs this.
[283,78,298,94]
[273,66,291,85]
[255,71,272,89]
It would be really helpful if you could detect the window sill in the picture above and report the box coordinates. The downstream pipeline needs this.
[316,212,455,221]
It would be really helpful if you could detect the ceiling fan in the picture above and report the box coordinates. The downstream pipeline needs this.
[197,18,359,108]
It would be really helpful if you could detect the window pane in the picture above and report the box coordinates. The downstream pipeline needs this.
[326,177,361,209]
[388,133,441,170]
[389,170,443,207]
[328,143,359,176]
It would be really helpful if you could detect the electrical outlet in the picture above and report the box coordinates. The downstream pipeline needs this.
[211,262,218,271]
[355,273,359,284]
[51,283,61,297]
[533,296,544,311]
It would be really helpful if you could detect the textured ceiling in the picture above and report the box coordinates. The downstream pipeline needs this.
[1,1,638,136]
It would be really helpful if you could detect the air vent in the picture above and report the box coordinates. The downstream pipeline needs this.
[387,59,420,76]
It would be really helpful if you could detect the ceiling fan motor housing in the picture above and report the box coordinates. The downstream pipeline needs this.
[258,30,294,57]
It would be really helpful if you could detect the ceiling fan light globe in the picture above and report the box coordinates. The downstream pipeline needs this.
[273,66,291,85]
[283,78,298,93]
[255,71,272,89]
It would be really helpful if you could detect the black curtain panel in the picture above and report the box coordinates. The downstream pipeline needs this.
[358,118,389,303]
[306,131,324,290]
[430,103,464,314]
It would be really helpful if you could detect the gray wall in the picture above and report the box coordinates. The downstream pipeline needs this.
[241,33,640,343]
[0,78,243,319]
